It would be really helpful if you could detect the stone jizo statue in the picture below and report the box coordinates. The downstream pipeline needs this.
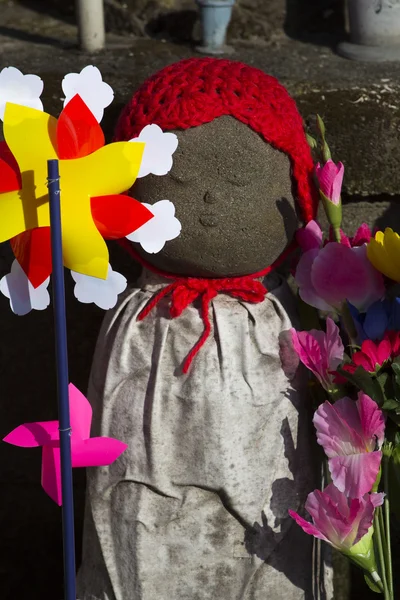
[77,58,332,600]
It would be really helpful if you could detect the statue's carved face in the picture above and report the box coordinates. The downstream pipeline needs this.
[132,116,299,277]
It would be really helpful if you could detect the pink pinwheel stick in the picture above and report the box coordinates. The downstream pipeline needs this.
[3,383,127,505]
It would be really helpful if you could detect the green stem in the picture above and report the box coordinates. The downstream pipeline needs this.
[374,507,390,600]
[333,227,341,243]
[370,571,385,593]
[379,506,387,551]
[341,301,358,350]
[384,457,394,600]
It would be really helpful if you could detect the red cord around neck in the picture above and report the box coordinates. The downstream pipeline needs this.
[118,239,297,373]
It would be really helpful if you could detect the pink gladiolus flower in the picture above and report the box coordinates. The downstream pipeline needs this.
[343,338,392,375]
[290,317,344,391]
[313,393,385,498]
[289,483,384,550]
[315,160,344,205]
[295,221,385,312]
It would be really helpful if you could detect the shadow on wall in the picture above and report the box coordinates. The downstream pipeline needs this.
[15,0,347,47]
[285,0,346,46]
[375,198,400,233]
[0,241,141,600]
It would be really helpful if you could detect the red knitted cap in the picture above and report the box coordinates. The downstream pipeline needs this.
[114,57,318,223]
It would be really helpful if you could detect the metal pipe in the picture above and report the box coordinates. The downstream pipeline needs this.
[76,0,106,52]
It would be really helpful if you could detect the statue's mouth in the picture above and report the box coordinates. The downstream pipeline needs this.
[199,213,218,228]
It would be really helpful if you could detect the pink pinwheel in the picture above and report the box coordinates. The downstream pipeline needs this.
[315,160,344,205]
[289,483,384,556]
[295,220,384,312]
[313,393,385,498]
[291,317,344,392]
[4,384,127,505]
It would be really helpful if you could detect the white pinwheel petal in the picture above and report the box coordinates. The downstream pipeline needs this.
[0,66,44,121]
[62,65,114,123]
[0,260,50,315]
[71,265,127,310]
[130,124,178,178]
[126,200,181,253]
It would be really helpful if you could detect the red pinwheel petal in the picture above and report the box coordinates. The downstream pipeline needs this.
[91,194,154,240]
[57,94,105,159]
[0,141,21,192]
[10,228,52,288]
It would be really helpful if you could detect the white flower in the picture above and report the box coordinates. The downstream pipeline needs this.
[71,264,127,310]
[0,66,43,121]
[62,65,114,123]
[126,200,181,253]
[0,260,50,315]
[130,124,178,178]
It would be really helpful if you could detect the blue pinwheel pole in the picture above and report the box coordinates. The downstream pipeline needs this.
[47,159,77,600]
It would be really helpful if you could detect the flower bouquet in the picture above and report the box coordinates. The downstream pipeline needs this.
[290,119,400,599]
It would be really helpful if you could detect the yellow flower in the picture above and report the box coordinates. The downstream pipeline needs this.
[0,102,144,279]
[367,228,400,282]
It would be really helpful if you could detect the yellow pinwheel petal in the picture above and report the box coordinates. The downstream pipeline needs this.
[4,103,57,173]
[57,141,144,278]
[367,228,400,282]
[61,141,145,198]
[0,105,58,241]
[0,105,145,279]
[62,205,109,279]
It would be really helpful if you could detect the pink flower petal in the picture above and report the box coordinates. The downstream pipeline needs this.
[349,495,376,545]
[370,492,385,508]
[376,339,392,366]
[348,246,385,311]
[322,482,351,517]
[288,509,329,543]
[305,487,353,547]
[315,160,344,205]
[3,421,59,447]
[71,436,127,468]
[329,452,382,498]
[325,317,345,371]
[291,328,324,382]
[353,350,376,372]
[290,483,381,550]
[352,224,372,247]
[357,392,385,448]
[69,383,92,441]
[333,396,362,437]
[331,162,344,205]
[41,445,62,505]
[314,399,365,458]
[296,220,323,251]
[295,249,333,311]
[312,243,384,311]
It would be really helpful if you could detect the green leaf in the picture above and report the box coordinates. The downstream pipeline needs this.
[316,114,326,139]
[382,399,400,411]
[389,449,400,520]
[322,141,332,162]
[364,573,382,594]
[392,362,400,388]
[306,133,317,149]
[336,366,385,406]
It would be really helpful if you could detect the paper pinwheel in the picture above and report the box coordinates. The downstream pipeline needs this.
[0,66,182,314]
[3,384,128,505]
[0,93,152,287]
